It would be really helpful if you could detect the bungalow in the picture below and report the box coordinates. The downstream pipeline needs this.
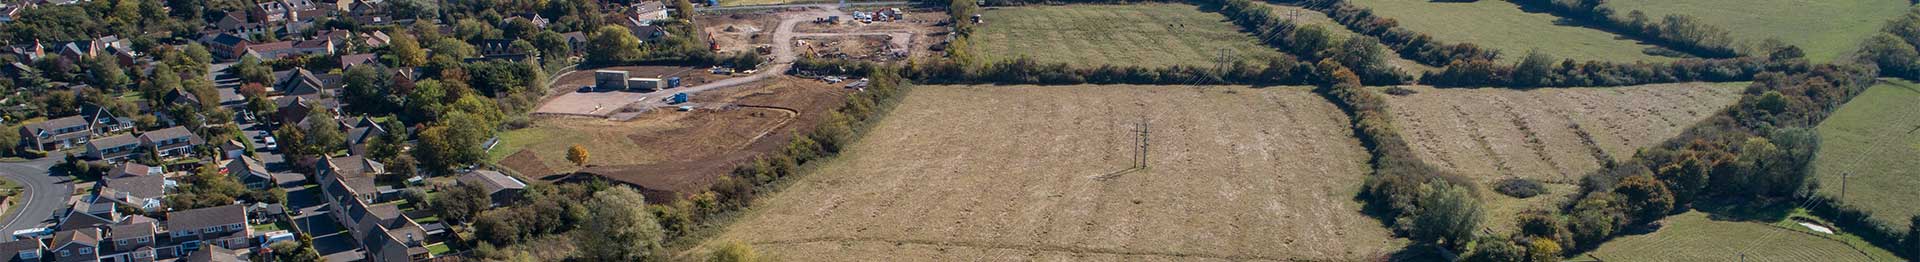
[100,174,169,212]
[20,115,92,151]
[197,33,251,59]
[48,229,99,262]
[162,205,251,256]
[458,170,527,207]
[339,53,378,69]
[224,156,273,189]
[105,162,162,181]
[85,134,139,163]
[139,127,204,160]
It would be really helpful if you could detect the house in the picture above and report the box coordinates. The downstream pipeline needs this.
[476,39,518,57]
[362,30,392,47]
[224,156,273,189]
[340,53,379,69]
[458,170,527,207]
[163,205,251,256]
[631,1,669,22]
[48,229,99,262]
[100,173,169,212]
[345,121,388,156]
[85,134,140,163]
[272,96,338,125]
[198,33,251,59]
[163,87,203,107]
[220,140,246,159]
[246,203,283,224]
[179,244,244,262]
[0,238,46,262]
[103,220,158,262]
[140,127,204,160]
[105,162,162,180]
[20,115,92,151]
[250,0,315,23]
[318,155,383,203]
[315,155,431,261]
[80,104,133,135]
[243,38,333,60]
[560,31,587,54]
[272,68,327,96]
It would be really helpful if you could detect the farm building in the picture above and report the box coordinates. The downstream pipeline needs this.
[594,70,629,90]
[627,77,664,91]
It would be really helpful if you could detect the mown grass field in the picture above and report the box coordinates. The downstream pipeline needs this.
[1579,211,1897,262]
[971,4,1289,68]
[1813,79,1920,228]
[1345,0,1674,63]
[1606,0,1911,62]
[706,85,1401,260]
[1258,3,1436,73]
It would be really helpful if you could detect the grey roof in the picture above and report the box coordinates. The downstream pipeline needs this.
[104,174,167,199]
[326,155,385,177]
[0,239,43,260]
[107,162,161,179]
[226,155,269,179]
[138,126,203,146]
[26,115,87,133]
[181,244,243,262]
[165,204,246,231]
[106,221,155,240]
[459,170,526,194]
[90,134,139,149]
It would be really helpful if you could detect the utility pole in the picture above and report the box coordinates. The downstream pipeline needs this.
[1840,172,1850,200]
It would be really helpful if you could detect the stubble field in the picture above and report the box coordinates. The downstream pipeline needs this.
[970,4,1289,68]
[706,85,1402,260]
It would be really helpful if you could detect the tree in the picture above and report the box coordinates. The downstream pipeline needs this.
[415,111,492,173]
[1613,175,1674,225]
[390,31,428,67]
[1526,237,1562,262]
[1512,50,1555,87]
[1656,155,1710,208]
[342,65,393,114]
[270,239,322,262]
[575,187,665,261]
[1409,181,1482,251]
[706,241,765,262]
[1462,237,1524,262]
[236,55,274,85]
[86,55,131,90]
[586,25,641,64]
[431,182,491,224]
[300,106,345,157]
[0,126,19,157]
[567,145,589,166]
[672,0,695,20]
[1906,215,1920,258]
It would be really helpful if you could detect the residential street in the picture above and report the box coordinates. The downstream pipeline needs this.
[0,155,73,235]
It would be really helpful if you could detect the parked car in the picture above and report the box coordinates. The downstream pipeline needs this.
[262,136,278,151]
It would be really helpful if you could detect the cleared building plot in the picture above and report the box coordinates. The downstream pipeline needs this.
[1378,83,1746,184]
[1581,212,1897,261]
[707,85,1401,260]
[1607,0,1911,62]
[970,4,1289,68]
[1814,79,1920,228]
[1347,0,1674,63]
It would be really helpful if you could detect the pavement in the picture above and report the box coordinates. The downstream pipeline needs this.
[0,155,75,235]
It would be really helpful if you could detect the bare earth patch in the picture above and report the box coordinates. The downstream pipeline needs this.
[707,85,1401,260]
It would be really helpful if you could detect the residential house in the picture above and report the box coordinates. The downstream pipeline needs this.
[0,4,24,23]
[103,220,159,262]
[631,1,669,22]
[0,238,45,262]
[344,119,388,156]
[560,31,587,54]
[340,53,379,69]
[272,68,327,96]
[105,162,162,180]
[163,87,203,107]
[1,41,45,62]
[198,33,251,59]
[318,155,383,204]
[273,96,338,125]
[316,155,431,261]
[179,244,244,262]
[243,38,333,60]
[80,104,133,135]
[20,115,92,151]
[458,170,527,207]
[85,134,140,163]
[224,156,273,189]
[140,127,204,160]
[362,30,392,47]
[250,0,315,23]
[49,229,99,262]
[220,140,246,159]
[162,205,251,256]
[100,173,169,212]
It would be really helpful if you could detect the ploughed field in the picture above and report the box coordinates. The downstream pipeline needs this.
[969,4,1289,68]
[706,85,1401,260]
[1377,83,1746,184]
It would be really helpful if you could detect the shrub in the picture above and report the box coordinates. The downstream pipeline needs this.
[1494,178,1547,198]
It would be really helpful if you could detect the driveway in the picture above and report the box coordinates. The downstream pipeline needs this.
[0,155,74,234]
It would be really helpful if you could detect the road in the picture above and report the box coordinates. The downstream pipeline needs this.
[0,155,73,235]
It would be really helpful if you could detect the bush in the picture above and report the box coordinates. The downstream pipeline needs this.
[1494,178,1547,198]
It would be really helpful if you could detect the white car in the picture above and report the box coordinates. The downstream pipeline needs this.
[262,137,278,151]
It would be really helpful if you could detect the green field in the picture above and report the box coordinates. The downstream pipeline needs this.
[1813,79,1920,228]
[1580,211,1897,262]
[1607,0,1911,62]
[970,4,1289,68]
[1346,0,1674,63]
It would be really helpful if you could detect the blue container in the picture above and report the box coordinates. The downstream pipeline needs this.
[670,93,689,104]
[667,77,683,88]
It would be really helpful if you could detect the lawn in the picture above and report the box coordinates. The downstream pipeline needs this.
[425,243,453,256]
[486,118,676,174]
[970,3,1290,68]
[251,221,288,232]
[1345,0,1674,63]
[1579,211,1897,261]
[1812,79,1920,228]
[1606,0,1911,62]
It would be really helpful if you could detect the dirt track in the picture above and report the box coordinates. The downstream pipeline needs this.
[705,85,1402,261]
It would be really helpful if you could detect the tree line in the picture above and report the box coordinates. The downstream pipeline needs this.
[1420,50,1802,88]
[1278,0,1500,66]
[1461,64,1895,261]
[1506,0,1743,59]
[1316,60,1485,253]
[1858,8,1920,81]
